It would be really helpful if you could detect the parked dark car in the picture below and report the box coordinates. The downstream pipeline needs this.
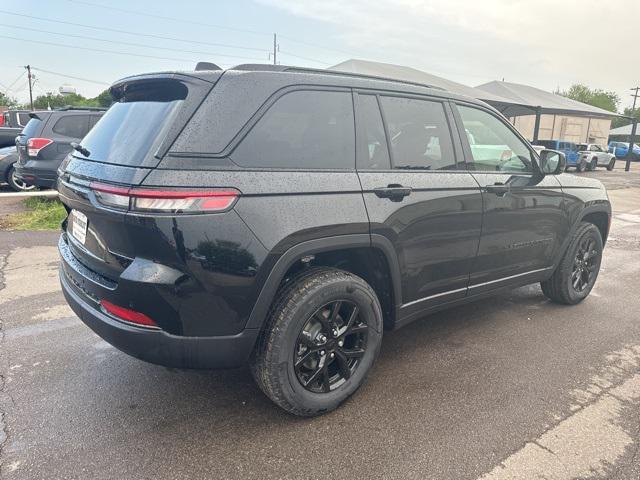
[14,107,105,188]
[58,65,610,416]
[0,127,21,148]
[3,109,32,128]
[0,110,34,147]
[0,145,35,191]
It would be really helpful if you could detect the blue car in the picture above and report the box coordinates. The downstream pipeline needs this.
[608,141,640,160]
[534,140,582,170]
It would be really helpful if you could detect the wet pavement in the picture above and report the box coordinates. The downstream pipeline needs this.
[1,165,640,479]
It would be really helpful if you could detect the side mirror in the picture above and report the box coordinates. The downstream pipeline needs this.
[538,149,566,175]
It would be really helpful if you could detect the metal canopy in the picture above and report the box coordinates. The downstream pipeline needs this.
[609,123,639,136]
[329,59,524,109]
[476,81,619,119]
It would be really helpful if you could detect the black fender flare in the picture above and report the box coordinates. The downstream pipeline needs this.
[245,233,402,330]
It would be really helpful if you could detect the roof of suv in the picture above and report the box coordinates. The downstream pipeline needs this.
[111,63,490,109]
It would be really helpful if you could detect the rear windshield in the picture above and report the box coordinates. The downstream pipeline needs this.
[77,81,185,166]
[21,117,44,138]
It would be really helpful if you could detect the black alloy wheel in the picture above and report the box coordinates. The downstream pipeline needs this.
[294,300,368,393]
[540,222,603,305]
[571,236,600,293]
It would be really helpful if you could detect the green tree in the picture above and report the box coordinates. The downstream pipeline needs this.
[0,91,18,107]
[31,92,100,109]
[559,84,620,113]
[94,89,113,108]
[610,106,640,129]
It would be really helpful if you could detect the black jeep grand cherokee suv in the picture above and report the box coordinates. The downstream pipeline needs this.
[58,65,611,416]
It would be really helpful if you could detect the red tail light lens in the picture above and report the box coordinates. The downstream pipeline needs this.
[100,300,159,328]
[27,138,53,157]
[90,183,240,213]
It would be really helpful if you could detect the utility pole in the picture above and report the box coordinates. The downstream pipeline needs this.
[24,64,34,111]
[631,87,640,112]
[626,87,639,172]
[272,33,277,65]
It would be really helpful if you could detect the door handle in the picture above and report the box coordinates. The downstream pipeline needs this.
[484,183,510,196]
[374,185,412,201]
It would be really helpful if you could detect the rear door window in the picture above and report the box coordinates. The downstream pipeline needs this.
[379,96,456,170]
[231,90,355,169]
[52,115,91,139]
[356,94,390,170]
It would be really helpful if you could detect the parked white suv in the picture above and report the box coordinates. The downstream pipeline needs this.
[577,144,616,171]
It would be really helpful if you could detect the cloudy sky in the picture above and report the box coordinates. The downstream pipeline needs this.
[1,0,639,109]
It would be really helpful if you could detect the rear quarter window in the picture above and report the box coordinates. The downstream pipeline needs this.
[230,90,355,170]
[52,115,90,139]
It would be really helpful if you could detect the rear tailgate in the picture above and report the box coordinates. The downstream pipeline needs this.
[58,73,219,280]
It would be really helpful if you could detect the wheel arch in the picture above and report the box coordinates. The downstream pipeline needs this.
[245,234,402,331]
[551,204,611,270]
[581,209,610,245]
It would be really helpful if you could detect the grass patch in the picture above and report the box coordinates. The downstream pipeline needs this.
[4,197,67,230]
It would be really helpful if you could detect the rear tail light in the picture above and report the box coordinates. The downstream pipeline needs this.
[90,183,240,213]
[100,300,159,328]
[27,138,53,157]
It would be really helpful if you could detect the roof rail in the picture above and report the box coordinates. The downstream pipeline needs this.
[230,63,444,91]
[54,106,108,112]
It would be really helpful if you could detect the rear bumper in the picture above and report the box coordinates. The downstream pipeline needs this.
[59,237,259,369]
[14,163,57,188]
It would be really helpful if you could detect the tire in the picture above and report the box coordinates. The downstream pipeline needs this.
[541,222,603,305]
[587,159,597,171]
[576,161,584,172]
[250,267,383,416]
[607,158,616,171]
[6,166,36,192]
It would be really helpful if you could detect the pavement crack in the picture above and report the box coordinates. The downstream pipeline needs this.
[533,441,556,456]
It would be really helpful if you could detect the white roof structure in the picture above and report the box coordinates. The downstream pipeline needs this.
[329,59,522,108]
[329,59,619,119]
[476,81,619,119]
[609,123,638,136]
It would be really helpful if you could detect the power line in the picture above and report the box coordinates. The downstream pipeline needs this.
[30,67,110,86]
[3,71,25,93]
[65,0,272,37]
[62,0,358,58]
[0,24,269,61]
[278,34,355,57]
[0,10,269,53]
[0,34,208,63]
[278,50,330,65]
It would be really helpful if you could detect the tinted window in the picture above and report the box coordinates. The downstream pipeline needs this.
[79,100,181,165]
[379,96,455,170]
[52,115,90,138]
[357,94,390,170]
[457,105,533,173]
[17,113,31,127]
[537,140,556,149]
[232,90,355,169]
[22,117,44,138]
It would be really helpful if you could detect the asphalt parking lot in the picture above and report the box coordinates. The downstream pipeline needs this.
[1,165,640,479]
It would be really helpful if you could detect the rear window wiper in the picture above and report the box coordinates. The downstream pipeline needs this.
[70,142,90,157]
